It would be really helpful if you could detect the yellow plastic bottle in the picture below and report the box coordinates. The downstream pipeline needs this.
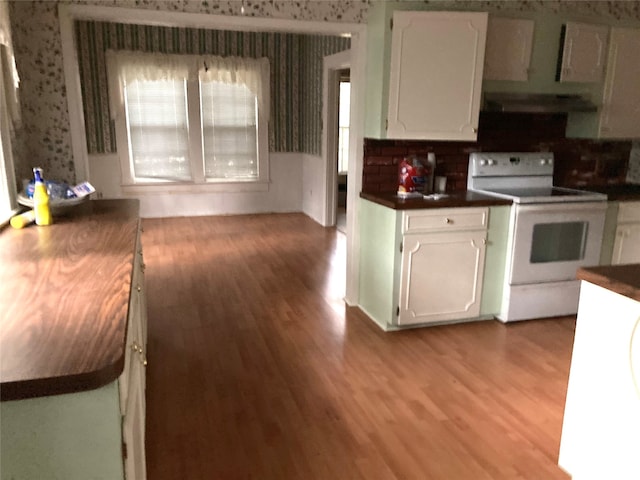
[32,167,52,226]
[10,210,36,229]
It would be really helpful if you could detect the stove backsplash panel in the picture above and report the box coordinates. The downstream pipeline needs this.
[362,112,633,194]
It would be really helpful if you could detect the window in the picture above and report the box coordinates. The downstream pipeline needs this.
[108,52,269,189]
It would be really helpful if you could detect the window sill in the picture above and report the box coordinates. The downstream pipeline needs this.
[121,181,270,195]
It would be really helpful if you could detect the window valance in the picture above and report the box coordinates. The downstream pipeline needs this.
[106,50,270,119]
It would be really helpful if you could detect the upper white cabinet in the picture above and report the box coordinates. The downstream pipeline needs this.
[557,22,609,83]
[598,27,640,139]
[387,11,488,141]
[484,17,534,81]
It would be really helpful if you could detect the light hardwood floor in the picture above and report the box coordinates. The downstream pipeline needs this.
[142,213,573,479]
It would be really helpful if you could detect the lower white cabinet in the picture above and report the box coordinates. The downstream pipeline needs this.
[122,342,147,480]
[358,200,492,330]
[612,201,640,264]
[119,238,148,480]
[399,230,486,325]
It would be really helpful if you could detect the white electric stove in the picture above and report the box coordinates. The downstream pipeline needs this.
[468,152,607,322]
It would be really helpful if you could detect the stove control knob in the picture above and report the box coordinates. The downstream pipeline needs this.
[487,159,496,166]
[479,159,488,166]
[540,159,548,165]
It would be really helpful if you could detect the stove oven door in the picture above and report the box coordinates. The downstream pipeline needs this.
[508,202,607,285]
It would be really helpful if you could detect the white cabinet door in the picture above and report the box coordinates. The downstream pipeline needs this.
[122,276,147,480]
[599,27,640,139]
[484,17,534,81]
[122,338,147,480]
[387,11,488,141]
[612,224,640,264]
[398,231,486,325]
[612,202,640,264]
[119,230,147,480]
[558,22,609,83]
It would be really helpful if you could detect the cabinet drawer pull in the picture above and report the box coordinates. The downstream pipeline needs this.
[137,285,142,292]
[138,346,148,367]
[443,218,452,224]
[130,341,148,366]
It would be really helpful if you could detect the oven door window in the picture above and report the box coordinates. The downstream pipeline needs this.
[530,222,587,263]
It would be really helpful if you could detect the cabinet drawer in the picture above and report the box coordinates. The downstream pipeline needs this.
[402,207,488,234]
[617,201,640,223]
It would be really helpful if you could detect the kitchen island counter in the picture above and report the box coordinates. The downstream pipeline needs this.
[577,263,640,302]
[360,191,512,210]
[559,262,640,478]
[0,199,140,401]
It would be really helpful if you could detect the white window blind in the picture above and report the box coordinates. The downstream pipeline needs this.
[200,79,258,180]
[125,78,191,182]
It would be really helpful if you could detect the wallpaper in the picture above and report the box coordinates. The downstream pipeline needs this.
[9,0,366,184]
[75,21,349,155]
[8,0,640,184]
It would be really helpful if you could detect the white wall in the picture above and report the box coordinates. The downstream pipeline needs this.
[301,153,326,225]
[88,152,306,218]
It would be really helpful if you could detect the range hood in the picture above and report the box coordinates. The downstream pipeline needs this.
[483,93,598,113]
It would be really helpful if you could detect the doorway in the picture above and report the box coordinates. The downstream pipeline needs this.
[336,69,350,234]
[322,50,351,231]
[60,4,366,306]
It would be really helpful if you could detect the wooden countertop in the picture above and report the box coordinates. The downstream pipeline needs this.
[0,199,140,401]
[570,183,640,202]
[577,264,640,302]
[360,191,513,209]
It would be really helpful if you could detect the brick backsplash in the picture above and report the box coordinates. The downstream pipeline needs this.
[362,112,633,194]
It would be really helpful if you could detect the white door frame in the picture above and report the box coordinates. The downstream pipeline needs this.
[322,50,350,228]
[58,3,365,305]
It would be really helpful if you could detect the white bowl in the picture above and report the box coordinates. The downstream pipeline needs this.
[17,192,88,214]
